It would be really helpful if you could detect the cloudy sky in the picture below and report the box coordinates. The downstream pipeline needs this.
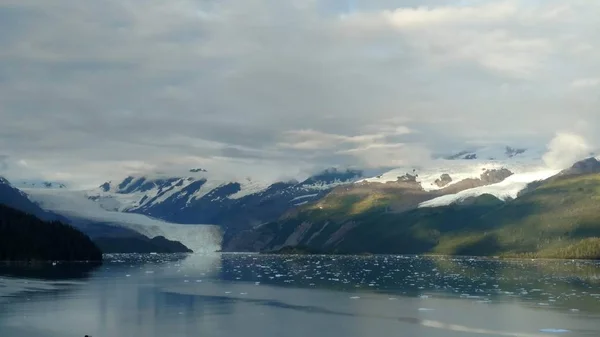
[1,0,599,187]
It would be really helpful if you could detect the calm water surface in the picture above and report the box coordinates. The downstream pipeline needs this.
[1,254,600,337]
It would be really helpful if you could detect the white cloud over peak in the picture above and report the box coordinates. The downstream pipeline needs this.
[542,132,592,170]
[0,0,599,187]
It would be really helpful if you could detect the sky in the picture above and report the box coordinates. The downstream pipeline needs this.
[0,0,599,188]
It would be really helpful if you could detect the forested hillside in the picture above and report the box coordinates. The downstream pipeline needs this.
[243,160,600,260]
[0,205,103,261]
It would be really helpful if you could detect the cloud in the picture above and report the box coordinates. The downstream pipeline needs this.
[542,132,592,169]
[0,155,8,172]
[0,0,599,186]
[571,78,600,88]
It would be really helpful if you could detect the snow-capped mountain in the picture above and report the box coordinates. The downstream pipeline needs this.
[13,180,67,190]
[359,145,558,206]
[14,144,574,251]
[79,167,367,248]
[88,168,364,212]
[79,146,553,236]
[0,176,62,221]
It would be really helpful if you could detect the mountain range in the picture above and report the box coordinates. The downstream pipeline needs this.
[4,145,600,258]
[239,157,600,259]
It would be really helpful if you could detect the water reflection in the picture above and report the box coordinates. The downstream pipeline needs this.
[0,254,599,337]
[215,255,600,312]
[0,261,102,280]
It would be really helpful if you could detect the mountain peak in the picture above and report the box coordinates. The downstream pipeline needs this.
[505,146,527,158]
[443,145,531,161]
[560,157,600,176]
[12,180,67,189]
[300,168,364,186]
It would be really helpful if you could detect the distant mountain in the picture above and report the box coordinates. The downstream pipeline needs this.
[235,157,600,259]
[559,157,600,176]
[78,146,555,249]
[14,180,67,189]
[226,167,516,252]
[0,204,103,262]
[443,146,534,161]
[85,168,367,246]
[20,145,593,256]
[0,176,61,221]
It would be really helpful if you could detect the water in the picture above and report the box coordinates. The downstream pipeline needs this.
[1,254,600,337]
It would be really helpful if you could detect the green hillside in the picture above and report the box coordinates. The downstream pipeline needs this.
[254,169,600,260]
[478,173,600,258]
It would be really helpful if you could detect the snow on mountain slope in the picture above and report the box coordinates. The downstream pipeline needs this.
[89,169,274,212]
[419,169,560,208]
[23,188,222,253]
[361,146,546,191]
[85,168,365,217]
[355,145,565,208]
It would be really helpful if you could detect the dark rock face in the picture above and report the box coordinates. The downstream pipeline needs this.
[505,146,526,158]
[397,173,418,183]
[480,168,513,184]
[445,151,473,160]
[118,176,135,190]
[434,174,453,188]
[300,168,363,186]
[561,157,600,176]
[99,182,111,192]
[43,182,66,189]
[15,181,67,189]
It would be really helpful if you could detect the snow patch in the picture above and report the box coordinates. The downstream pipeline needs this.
[419,169,560,208]
[228,178,271,200]
[290,194,319,202]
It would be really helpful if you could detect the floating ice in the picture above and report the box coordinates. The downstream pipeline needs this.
[539,329,571,333]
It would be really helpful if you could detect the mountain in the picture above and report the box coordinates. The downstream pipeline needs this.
[23,188,222,253]
[64,145,553,250]
[226,167,516,252]
[85,168,367,246]
[0,177,171,252]
[442,146,534,161]
[13,180,67,190]
[0,204,103,262]
[82,147,544,249]
[242,157,600,259]
[15,144,576,254]
[0,176,215,254]
[0,176,63,221]
[559,157,600,176]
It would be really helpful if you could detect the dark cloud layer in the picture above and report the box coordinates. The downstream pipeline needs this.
[0,0,599,187]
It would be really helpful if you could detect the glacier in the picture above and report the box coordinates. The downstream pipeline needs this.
[23,189,222,253]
